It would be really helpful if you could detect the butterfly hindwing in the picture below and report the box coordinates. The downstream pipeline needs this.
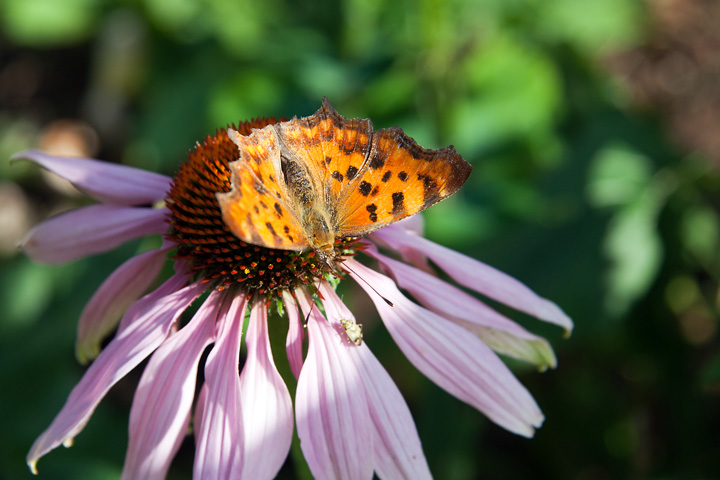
[336,126,472,237]
[217,127,309,250]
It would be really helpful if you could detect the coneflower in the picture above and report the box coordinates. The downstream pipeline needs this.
[17,100,572,479]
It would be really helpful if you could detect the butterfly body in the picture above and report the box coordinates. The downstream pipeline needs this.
[216,98,472,267]
[279,154,337,262]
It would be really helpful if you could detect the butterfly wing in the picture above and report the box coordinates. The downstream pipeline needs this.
[217,127,310,251]
[335,126,472,236]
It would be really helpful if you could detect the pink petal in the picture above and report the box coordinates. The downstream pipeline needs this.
[395,214,425,236]
[238,300,294,479]
[361,351,433,480]
[116,269,189,334]
[194,383,209,447]
[283,291,304,379]
[12,149,172,205]
[194,293,247,480]
[121,290,221,480]
[344,259,545,438]
[318,283,432,479]
[366,246,556,369]
[295,290,374,480]
[76,244,172,364]
[371,224,573,333]
[22,204,169,264]
[379,217,437,273]
[463,328,556,371]
[26,274,202,474]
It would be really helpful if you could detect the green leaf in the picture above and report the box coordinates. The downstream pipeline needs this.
[587,143,653,208]
[449,35,561,155]
[536,0,645,53]
[603,183,664,317]
[1,0,102,46]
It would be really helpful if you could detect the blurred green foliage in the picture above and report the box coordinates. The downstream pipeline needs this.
[1,0,719,479]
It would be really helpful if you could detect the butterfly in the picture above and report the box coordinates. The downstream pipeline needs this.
[216,98,472,266]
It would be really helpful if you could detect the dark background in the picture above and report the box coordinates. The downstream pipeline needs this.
[1,0,719,478]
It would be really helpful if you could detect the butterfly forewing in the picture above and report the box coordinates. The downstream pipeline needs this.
[217,127,309,250]
[336,126,472,237]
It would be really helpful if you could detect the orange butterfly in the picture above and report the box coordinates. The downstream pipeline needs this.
[217,98,472,266]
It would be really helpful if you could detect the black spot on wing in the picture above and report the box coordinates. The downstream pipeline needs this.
[391,192,404,214]
[253,205,260,214]
[331,170,344,182]
[346,165,358,180]
[282,225,294,243]
[325,156,332,164]
[340,142,360,155]
[391,127,435,161]
[417,173,440,205]
[381,170,392,182]
[274,202,283,218]
[369,152,385,170]
[359,181,372,196]
[321,129,334,142]
[265,222,282,244]
[366,203,378,222]
[398,171,408,182]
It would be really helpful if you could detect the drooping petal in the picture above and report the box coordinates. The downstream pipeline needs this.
[12,149,172,205]
[367,246,556,369]
[362,350,433,480]
[121,290,221,480]
[283,290,304,379]
[26,275,203,474]
[194,293,247,480]
[385,216,435,273]
[116,269,189,334]
[395,213,425,236]
[22,204,169,264]
[295,289,374,480]
[194,383,209,447]
[344,259,544,438]
[463,327,556,371]
[318,283,432,480]
[238,300,294,480]
[76,243,173,364]
[371,224,573,334]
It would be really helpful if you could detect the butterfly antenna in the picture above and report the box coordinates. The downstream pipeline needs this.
[340,260,394,307]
